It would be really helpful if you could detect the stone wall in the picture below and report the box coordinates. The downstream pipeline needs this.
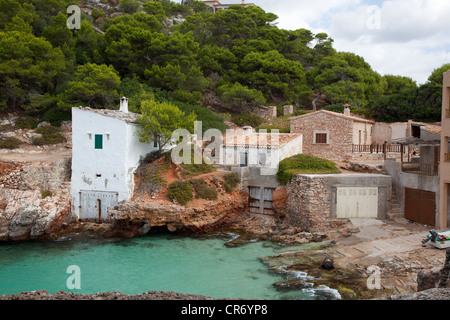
[0,159,71,191]
[290,112,354,161]
[286,174,392,233]
[253,106,277,122]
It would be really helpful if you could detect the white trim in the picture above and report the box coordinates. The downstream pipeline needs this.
[313,130,330,145]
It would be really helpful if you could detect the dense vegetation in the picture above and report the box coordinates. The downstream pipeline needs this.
[277,154,341,185]
[0,0,448,128]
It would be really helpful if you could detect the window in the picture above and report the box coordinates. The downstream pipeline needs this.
[95,134,103,149]
[315,133,328,144]
[313,130,329,144]
[153,141,158,148]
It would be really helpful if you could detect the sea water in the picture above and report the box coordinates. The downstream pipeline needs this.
[0,233,322,300]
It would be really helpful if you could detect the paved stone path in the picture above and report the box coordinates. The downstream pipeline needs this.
[333,232,425,261]
[329,218,436,267]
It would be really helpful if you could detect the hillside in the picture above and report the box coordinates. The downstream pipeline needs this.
[0,0,445,128]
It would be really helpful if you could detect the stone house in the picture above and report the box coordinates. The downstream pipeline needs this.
[289,107,375,161]
[70,98,159,222]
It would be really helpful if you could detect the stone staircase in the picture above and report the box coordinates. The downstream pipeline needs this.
[55,181,71,206]
[387,190,404,220]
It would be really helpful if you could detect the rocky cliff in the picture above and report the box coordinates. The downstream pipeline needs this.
[108,180,248,237]
[0,159,76,241]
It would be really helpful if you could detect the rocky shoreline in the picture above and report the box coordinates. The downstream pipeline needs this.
[0,290,227,300]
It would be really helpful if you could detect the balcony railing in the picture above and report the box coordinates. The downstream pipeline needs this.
[352,144,402,153]
[401,162,438,176]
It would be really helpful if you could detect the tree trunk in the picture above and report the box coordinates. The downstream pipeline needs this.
[312,92,322,111]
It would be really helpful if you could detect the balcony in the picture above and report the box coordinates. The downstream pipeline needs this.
[402,162,438,176]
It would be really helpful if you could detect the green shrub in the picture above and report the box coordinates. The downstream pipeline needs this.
[167,180,193,205]
[0,137,22,149]
[189,179,218,200]
[41,107,71,126]
[92,8,105,20]
[231,113,265,128]
[178,147,216,178]
[41,190,53,199]
[257,124,290,133]
[223,172,240,193]
[15,117,39,129]
[32,126,66,146]
[277,154,341,185]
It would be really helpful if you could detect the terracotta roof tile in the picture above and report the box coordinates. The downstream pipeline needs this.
[223,133,302,149]
[289,110,375,124]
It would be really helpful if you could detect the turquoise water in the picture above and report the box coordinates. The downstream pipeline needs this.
[0,233,317,300]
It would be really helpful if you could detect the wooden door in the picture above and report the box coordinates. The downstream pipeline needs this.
[248,186,274,215]
[405,188,435,225]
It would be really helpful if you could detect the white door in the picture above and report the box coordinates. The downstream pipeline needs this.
[336,187,378,218]
[80,190,118,222]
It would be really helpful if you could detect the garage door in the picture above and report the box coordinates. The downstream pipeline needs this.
[405,188,435,225]
[80,190,118,223]
[248,186,275,215]
[336,187,378,218]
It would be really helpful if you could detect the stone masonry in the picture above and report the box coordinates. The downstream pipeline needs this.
[290,111,354,161]
[285,174,392,234]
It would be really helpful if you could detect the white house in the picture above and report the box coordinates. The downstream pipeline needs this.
[220,127,303,176]
[71,98,158,222]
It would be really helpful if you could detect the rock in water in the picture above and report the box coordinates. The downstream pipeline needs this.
[321,257,334,270]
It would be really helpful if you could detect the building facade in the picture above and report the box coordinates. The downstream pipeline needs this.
[220,128,303,176]
[289,108,374,161]
[439,70,450,230]
[71,98,158,222]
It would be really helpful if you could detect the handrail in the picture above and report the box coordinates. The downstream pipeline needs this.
[401,162,438,176]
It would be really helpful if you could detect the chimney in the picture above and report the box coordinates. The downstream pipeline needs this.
[242,126,253,135]
[120,97,128,113]
[343,104,351,117]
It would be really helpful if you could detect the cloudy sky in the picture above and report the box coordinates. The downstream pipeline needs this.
[192,0,450,85]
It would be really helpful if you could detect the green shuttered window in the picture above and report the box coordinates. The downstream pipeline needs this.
[95,134,103,149]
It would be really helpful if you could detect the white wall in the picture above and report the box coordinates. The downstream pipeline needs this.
[220,135,303,176]
[71,108,156,219]
[353,122,373,145]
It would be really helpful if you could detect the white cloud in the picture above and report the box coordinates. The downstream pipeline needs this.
[327,0,450,83]
[261,0,450,84]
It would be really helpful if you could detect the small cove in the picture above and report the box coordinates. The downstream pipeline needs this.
[0,233,336,300]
